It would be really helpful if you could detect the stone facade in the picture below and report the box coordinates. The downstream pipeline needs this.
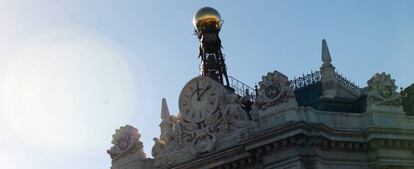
[107,40,414,169]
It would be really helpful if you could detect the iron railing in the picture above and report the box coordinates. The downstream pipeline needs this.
[289,70,361,96]
[290,71,322,90]
[334,71,361,96]
[228,76,256,102]
[228,70,361,103]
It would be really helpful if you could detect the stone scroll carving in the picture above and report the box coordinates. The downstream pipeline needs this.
[107,125,146,161]
[256,71,297,112]
[367,72,403,113]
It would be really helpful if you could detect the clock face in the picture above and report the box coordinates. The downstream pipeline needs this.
[179,76,222,123]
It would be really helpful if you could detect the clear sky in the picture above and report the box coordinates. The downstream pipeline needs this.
[0,0,413,169]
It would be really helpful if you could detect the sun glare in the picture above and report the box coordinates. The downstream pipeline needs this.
[1,29,139,153]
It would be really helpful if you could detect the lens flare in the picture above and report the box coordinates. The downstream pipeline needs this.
[1,28,141,153]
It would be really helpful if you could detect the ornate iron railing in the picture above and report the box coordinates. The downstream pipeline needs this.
[290,71,322,90]
[228,70,361,102]
[228,76,256,102]
[334,71,361,96]
[289,70,361,96]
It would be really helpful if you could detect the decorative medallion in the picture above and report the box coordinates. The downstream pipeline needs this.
[367,72,403,113]
[107,125,146,161]
[117,135,131,151]
[264,84,281,99]
[367,72,401,107]
[378,85,393,98]
[256,71,296,110]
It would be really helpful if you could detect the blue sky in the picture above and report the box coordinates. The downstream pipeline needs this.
[0,0,413,169]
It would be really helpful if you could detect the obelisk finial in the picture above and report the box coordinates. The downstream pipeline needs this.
[320,39,337,98]
[322,39,332,65]
[161,98,170,121]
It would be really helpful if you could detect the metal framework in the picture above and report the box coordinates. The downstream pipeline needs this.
[195,23,230,86]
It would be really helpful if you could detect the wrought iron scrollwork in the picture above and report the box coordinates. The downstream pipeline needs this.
[290,71,322,90]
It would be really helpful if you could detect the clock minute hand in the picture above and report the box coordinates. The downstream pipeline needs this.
[198,85,211,100]
[196,81,200,99]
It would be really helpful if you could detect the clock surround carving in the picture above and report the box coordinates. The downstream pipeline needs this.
[152,76,257,167]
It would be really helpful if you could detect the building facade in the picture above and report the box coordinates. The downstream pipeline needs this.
[107,8,414,169]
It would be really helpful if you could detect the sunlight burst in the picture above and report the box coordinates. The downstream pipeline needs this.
[1,29,140,153]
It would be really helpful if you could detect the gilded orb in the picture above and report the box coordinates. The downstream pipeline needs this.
[193,7,222,29]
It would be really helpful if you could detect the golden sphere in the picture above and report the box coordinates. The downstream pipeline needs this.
[193,7,221,29]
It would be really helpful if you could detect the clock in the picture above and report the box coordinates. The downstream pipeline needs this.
[179,76,222,123]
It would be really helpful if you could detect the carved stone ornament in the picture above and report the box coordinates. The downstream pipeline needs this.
[107,125,146,161]
[256,71,297,110]
[152,76,257,167]
[367,72,403,113]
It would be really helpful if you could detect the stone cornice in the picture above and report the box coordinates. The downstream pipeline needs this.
[260,106,414,131]
[243,122,364,150]
[153,105,414,168]
[165,121,414,169]
[244,122,414,149]
[170,146,253,169]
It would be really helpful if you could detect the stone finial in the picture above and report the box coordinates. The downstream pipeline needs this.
[152,98,179,159]
[322,39,332,65]
[366,72,403,113]
[107,125,146,161]
[158,98,174,141]
[320,39,337,98]
[161,98,170,121]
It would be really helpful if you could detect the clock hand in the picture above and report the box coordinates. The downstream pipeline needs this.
[198,85,212,100]
[196,81,200,100]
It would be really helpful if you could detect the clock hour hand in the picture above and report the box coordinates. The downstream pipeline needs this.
[198,85,211,100]
[196,81,200,99]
